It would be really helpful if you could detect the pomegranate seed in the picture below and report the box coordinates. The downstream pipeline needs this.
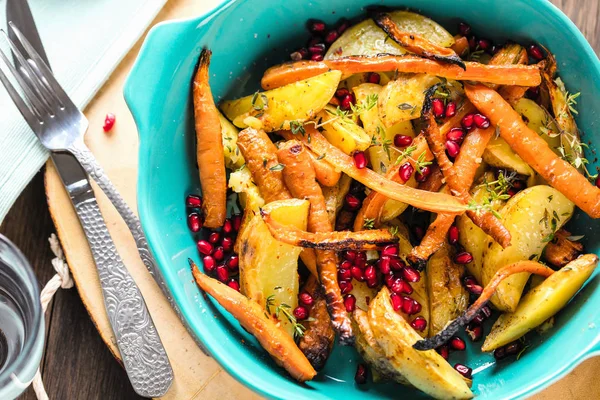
[213,246,225,261]
[390,293,402,311]
[339,280,353,294]
[445,101,457,118]
[528,44,544,61]
[461,113,475,130]
[222,219,233,234]
[413,226,425,240]
[355,363,368,384]
[399,162,414,182]
[344,193,361,210]
[415,165,432,182]
[446,140,460,158]
[401,296,419,315]
[344,250,357,261]
[438,345,450,360]
[338,269,352,282]
[389,257,406,271]
[341,94,355,110]
[367,72,381,84]
[382,245,398,256]
[466,283,483,295]
[337,19,350,34]
[477,39,492,51]
[450,336,466,351]
[447,127,466,143]
[187,213,202,232]
[232,214,242,231]
[480,305,492,319]
[299,292,314,307]
[364,265,377,280]
[203,255,216,273]
[391,277,412,294]
[340,260,353,270]
[353,151,367,169]
[293,306,308,320]
[351,266,365,282]
[344,294,356,312]
[512,180,526,190]
[448,225,459,245]
[366,275,378,288]
[412,299,422,314]
[309,44,326,54]
[468,36,477,51]
[311,53,324,62]
[454,364,472,379]
[411,316,428,332]
[384,273,395,288]
[307,36,322,47]
[394,134,413,148]
[227,279,240,291]
[463,275,477,286]
[186,194,202,208]
[494,346,507,360]
[378,257,391,274]
[473,113,491,129]
[222,237,233,252]
[216,266,229,282]
[208,232,220,243]
[431,98,445,118]
[103,113,116,132]
[466,324,483,341]
[308,20,326,34]
[505,341,522,355]
[472,313,485,325]
[290,49,307,61]
[197,240,213,255]
[402,266,420,282]
[458,22,472,36]
[455,251,474,264]
[227,255,239,271]
[325,30,339,44]
[335,88,350,98]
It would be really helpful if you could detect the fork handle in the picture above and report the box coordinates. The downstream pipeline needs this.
[74,196,173,397]
[66,139,210,354]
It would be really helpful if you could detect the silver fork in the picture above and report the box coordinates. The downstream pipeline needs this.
[0,24,175,395]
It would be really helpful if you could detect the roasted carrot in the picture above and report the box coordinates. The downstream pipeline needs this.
[261,55,541,90]
[373,12,465,68]
[353,135,433,231]
[280,130,341,187]
[291,125,467,214]
[417,163,444,192]
[413,260,555,351]
[190,260,317,381]
[465,83,600,218]
[262,211,397,250]
[277,140,354,345]
[451,36,469,57]
[490,43,529,104]
[193,49,227,227]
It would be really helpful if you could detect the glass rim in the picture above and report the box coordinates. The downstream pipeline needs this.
[0,234,43,384]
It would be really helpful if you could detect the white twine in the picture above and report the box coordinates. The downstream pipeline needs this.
[31,234,73,400]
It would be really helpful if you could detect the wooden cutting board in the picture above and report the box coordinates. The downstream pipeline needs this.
[44,0,600,398]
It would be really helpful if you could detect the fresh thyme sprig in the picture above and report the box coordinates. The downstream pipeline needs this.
[265,291,306,339]
[391,144,431,174]
[363,218,376,230]
[469,171,517,217]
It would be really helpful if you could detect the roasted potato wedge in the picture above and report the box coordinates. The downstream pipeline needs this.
[378,74,440,127]
[191,263,316,382]
[513,98,561,154]
[482,185,575,312]
[221,70,342,131]
[316,105,372,154]
[228,166,264,210]
[239,199,309,337]
[220,112,245,170]
[353,308,410,385]
[368,287,473,399]
[322,174,352,227]
[298,275,335,371]
[427,244,469,336]
[482,254,599,351]
[483,137,535,178]
[325,11,454,59]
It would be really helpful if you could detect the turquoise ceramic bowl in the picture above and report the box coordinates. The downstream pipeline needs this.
[125,0,600,398]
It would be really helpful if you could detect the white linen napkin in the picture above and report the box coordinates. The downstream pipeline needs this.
[0,0,168,222]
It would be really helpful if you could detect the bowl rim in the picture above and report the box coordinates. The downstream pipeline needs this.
[125,0,600,399]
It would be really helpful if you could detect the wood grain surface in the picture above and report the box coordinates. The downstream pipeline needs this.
[1,0,598,399]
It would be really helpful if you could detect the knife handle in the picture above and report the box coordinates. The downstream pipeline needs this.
[74,197,173,397]
[67,139,210,355]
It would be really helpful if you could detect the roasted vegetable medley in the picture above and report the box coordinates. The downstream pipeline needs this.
[185,9,600,399]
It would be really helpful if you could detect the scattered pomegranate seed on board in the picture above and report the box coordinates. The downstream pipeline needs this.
[103,113,116,132]
[354,364,368,384]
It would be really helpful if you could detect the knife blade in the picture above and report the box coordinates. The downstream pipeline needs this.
[6,1,174,396]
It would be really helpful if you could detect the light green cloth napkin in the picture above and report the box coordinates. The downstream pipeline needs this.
[0,0,167,222]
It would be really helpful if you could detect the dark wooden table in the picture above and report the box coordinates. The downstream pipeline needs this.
[1,1,598,398]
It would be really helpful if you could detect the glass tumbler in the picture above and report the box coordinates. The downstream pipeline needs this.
[0,234,44,400]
